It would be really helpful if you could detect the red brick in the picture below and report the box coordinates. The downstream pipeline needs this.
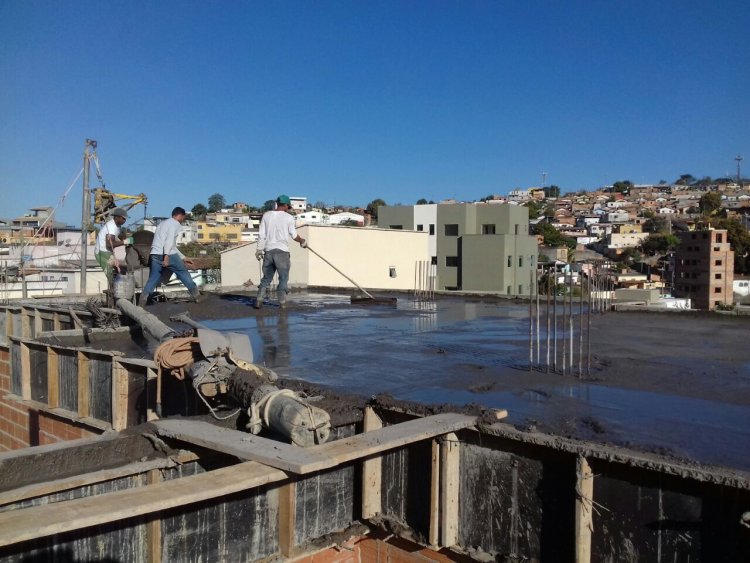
[0,348,9,362]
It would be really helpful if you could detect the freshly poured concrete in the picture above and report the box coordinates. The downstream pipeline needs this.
[151,292,750,471]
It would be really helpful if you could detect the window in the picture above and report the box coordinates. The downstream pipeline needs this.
[530,255,535,265]
[715,260,723,266]
[390,225,403,230]
[507,285,512,295]
[197,233,204,239]
[714,287,722,293]
[514,224,519,235]
[703,233,709,239]
[444,224,459,236]
[482,224,496,235]
[716,233,723,243]
[417,224,424,231]
[227,233,238,239]
[445,256,459,267]
[715,273,722,280]
[519,256,523,267]
[507,255,512,267]
[429,224,435,235]
[431,256,437,265]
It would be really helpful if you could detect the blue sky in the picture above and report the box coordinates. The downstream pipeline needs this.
[1,1,748,225]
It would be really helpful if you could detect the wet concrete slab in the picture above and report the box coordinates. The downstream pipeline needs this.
[179,292,750,471]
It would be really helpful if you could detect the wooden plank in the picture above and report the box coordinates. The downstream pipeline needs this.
[440,432,459,547]
[428,438,441,547]
[77,350,90,418]
[0,456,192,507]
[53,312,62,331]
[310,413,476,473]
[278,480,297,558]
[47,346,59,408]
[33,309,42,336]
[111,360,129,431]
[361,406,383,519]
[0,461,288,548]
[575,456,593,563]
[154,413,477,475]
[21,307,31,338]
[147,469,162,563]
[20,341,31,400]
[153,419,316,473]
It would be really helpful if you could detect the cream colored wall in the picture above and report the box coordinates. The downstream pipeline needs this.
[220,243,258,287]
[289,225,429,291]
[220,225,429,291]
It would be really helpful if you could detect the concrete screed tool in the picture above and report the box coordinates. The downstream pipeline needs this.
[304,244,397,306]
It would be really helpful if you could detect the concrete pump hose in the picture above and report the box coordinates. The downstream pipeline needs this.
[154,337,203,380]
[246,389,298,435]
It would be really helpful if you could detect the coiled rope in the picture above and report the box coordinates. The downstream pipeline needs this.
[153,337,202,380]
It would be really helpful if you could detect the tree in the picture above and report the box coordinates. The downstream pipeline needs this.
[693,176,714,187]
[526,200,543,219]
[643,215,669,234]
[262,199,276,212]
[698,192,722,215]
[191,203,208,219]
[533,222,576,251]
[641,234,680,255]
[612,180,633,193]
[207,193,226,212]
[313,201,328,211]
[366,198,386,221]
[416,198,429,205]
[543,185,560,198]
[675,174,696,186]
[712,218,750,275]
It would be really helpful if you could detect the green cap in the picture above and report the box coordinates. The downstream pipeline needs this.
[276,195,291,206]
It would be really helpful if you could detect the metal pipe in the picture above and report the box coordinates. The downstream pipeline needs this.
[553,268,557,373]
[569,271,574,373]
[80,142,91,296]
[546,267,551,373]
[587,272,592,375]
[535,265,540,367]
[529,269,533,371]
[578,269,584,379]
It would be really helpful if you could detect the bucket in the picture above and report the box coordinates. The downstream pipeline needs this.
[113,272,135,300]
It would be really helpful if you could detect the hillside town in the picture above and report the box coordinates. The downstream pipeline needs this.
[2,171,749,310]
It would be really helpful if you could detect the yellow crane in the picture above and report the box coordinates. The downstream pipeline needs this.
[93,188,147,224]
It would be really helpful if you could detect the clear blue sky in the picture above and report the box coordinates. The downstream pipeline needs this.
[1,1,748,225]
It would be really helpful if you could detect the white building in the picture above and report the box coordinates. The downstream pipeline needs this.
[220,224,429,291]
[289,197,307,213]
[328,212,364,226]
[296,211,330,225]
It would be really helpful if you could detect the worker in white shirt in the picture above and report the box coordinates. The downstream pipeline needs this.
[94,207,132,280]
[254,195,306,309]
[138,207,199,306]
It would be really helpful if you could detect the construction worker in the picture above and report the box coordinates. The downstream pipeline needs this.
[254,195,306,309]
[139,207,200,306]
[94,207,132,280]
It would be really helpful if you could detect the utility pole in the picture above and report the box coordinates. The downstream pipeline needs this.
[736,154,743,186]
[542,171,548,189]
[80,139,96,295]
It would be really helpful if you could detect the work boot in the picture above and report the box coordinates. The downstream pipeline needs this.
[254,287,266,309]
[278,292,287,309]
[138,292,148,308]
[189,287,201,303]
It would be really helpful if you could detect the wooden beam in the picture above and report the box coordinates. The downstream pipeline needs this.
[147,469,162,563]
[0,461,288,547]
[361,406,383,519]
[20,342,31,400]
[33,309,42,336]
[0,456,193,507]
[53,312,62,332]
[21,307,31,338]
[111,360,129,431]
[278,480,297,558]
[153,413,477,474]
[77,351,90,418]
[428,438,441,547]
[47,347,59,408]
[575,456,593,563]
[440,432,460,547]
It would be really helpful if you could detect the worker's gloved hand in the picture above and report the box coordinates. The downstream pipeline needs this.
[125,237,134,246]
[255,249,264,261]
[299,239,307,248]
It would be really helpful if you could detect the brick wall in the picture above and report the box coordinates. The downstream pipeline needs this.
[0,345,100,451]
[292,532,470,563]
